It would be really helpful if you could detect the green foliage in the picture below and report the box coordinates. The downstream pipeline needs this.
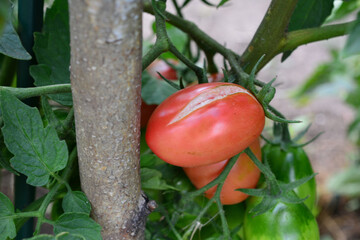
[0,90,68,186]
[0,0,359,238]
[326,0,360,22]
[30,0,72,106]
[0,21,31,60]
[62,191,92,215]
[53,213,102,240]
[141,71,178,105]
[282,0,334,61]
[0,193,16,240]
[343,11,360,58]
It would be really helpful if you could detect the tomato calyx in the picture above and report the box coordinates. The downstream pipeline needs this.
[239,173,317,216]
[262,122,323,151]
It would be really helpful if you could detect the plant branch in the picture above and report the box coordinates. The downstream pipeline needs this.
[280,20,355,52]
[240,0,299,73]
[1,84,71,100]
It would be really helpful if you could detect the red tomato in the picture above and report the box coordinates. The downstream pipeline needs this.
[208,72,224,83]
[147,59,178,80]
[145,82,265,167]
[183,139,261,205]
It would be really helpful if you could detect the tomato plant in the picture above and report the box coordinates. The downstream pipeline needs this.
[243,189,320,240]
[183,139,261,205]
[146,82,265,167]
[262,144,317,214]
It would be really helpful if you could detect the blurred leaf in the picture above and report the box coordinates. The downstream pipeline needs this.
[53,213,102,240]
[141,71,177,105]
[282,0,334,61]
[0,192,16,240]
[328,166,360,197]
[0,90,68,186]
[217,0,230,8]
[0,21,31,60]
[62,191,91,215]
[343,11,360,58]
[30,0,72,106]
[326,0,360,22]
[141,168,179,190]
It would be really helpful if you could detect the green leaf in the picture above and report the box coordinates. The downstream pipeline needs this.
[30,0,72,106]
[62,191,91,215]
[328,166,360,197]
[217,0,229,8]
[54,213,102,240]
[282,0,334,61]
[0,90,68,186]
[25,235,55,240]
[0,21,31,60]
[326,0,360,22]
[343,12,360,58]
[141,168,179,190]
[0,192,16,240]
[25,232,86,240]
[141,71,177,105]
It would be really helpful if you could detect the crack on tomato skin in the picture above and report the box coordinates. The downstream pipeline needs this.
[169,85,256,125]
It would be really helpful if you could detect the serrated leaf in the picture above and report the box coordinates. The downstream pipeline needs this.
[62,191,91,215]
[0,192,16,240]
[54,213,102,240]
[343,12,360,58]
[282,0,334,61]
[141,71,177,105]
[0,90,68,186]
[30,0,72,106]
[141,168,178,190]
[0,21,31,60]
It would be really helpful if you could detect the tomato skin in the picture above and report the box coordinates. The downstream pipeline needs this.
[262,144,317,213]
[183,139,261,205]
[243,191,320,240]
[145,82,265,167]
[146,59,178,80]
[208,73,224,83]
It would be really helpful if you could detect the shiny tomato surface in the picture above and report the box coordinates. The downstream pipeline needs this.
[145,82,265,167]
[183,139,261,205]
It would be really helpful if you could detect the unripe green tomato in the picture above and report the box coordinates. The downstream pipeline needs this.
[262,144,317,214]
[243,192,320,240]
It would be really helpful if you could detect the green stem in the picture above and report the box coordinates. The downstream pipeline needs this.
[1,84,71,100]
[214,183,230,239]
[240,0,298,73]
[143,2,238,59]
[186,152,241,199]
[169,44,205,82]
[280,20,355,52]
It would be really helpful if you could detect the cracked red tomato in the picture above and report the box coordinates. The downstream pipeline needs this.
[183,139,261,205]
[145,82,265,167]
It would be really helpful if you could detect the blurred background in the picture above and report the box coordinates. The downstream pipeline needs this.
[1,0,359,239]
[144,1,360,239]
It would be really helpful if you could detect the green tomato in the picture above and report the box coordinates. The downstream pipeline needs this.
[243,192,320,240]
[262,144,317,213]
